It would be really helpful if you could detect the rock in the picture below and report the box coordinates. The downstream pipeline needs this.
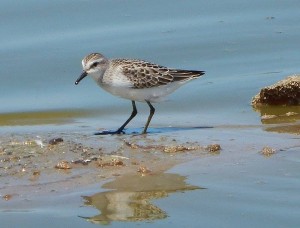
[49,138,64,145]
[261,147,276,157]
[137,166,152,174]
[252,76,300,106]
[55,161,72,169]
[205,144,221,153]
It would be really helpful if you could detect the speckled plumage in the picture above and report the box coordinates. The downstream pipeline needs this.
[111,59,204,89]
[75,52,205,134]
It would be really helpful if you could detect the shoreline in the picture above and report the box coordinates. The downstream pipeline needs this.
[1,122,299,224]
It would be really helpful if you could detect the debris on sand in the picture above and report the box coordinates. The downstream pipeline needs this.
[261,147,276,157]
[55,160,72,169]
[32,170,41,176]
[137,165,152,174]
[2,194,14,201]
[205,144,221,153]
[49,137,64,145]
[252,75,300,106]
[124,139,203,153]
[98,158,125,168]
[163,145,199,153]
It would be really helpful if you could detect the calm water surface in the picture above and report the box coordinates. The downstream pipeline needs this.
[1,0,299,122]
[0,0,300,227]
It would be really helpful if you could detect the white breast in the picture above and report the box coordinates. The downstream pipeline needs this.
[101,65,133,87]
[100,81,185,103]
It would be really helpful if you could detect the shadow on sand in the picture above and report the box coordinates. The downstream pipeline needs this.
[94,126,213,135]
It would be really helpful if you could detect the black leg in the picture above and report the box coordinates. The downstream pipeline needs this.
[142,101,155,134]
[94,101,137,135]
[115,100,137,133]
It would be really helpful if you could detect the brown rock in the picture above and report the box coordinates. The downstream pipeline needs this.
[261,147,276,157]
[49,138,64,145]
[55,161,72,169]
[252,76,300,106]
[205,144,221,153]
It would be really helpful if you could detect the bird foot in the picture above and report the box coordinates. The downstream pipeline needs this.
[94,129,125,135]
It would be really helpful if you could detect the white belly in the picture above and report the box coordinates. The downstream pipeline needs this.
[99,82,184,103]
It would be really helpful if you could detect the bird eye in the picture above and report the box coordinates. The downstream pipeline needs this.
[91,62,99,68]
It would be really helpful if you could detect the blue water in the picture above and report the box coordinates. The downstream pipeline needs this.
[1,0,299,120]
[1,0,300,227]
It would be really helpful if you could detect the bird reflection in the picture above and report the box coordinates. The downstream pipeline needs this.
[80,173,202,224]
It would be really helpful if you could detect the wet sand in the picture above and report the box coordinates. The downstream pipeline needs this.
[1,118,299,227]
[0,130,218,200]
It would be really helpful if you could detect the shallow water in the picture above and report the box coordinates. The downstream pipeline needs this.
[1,0,300,227]
[81,173,201,224]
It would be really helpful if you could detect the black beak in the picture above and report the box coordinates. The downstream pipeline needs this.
[75,71,88,85]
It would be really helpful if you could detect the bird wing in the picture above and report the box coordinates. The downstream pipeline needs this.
[115,59,205,89]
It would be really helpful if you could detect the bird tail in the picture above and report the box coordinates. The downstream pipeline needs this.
[171,70,205,82]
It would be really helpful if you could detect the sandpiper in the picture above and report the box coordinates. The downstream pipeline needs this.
[75,53,205,134]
